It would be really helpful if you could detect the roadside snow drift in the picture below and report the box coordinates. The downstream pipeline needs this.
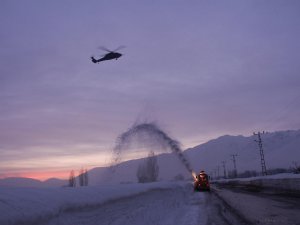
[0,182,186,225]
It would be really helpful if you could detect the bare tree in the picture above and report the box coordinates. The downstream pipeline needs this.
[84,168,89,186]
[68,170,76,187]
[78,168,89,186]
[137,164,147,183]
[137,151,159,183]
[79,168,84,186]
[292,161,300,174]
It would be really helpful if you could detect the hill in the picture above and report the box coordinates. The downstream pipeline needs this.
[0,177,67,187]
[89,129,300,184]
[1,129,299,186]
[187,130,300,174]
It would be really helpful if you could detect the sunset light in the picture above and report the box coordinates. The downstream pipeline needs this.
[1,1,299,224]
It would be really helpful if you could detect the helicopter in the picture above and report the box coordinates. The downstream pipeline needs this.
[91,46,125,63]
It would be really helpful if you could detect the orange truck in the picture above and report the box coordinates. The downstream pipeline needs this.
[194,171,210,191]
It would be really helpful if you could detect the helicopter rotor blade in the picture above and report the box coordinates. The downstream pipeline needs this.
[98,46,112,52]
[113,45,126,52]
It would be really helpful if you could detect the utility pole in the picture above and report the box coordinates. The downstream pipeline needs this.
[230,154,238,178]
[217,165,220,179]
[221,161,227,179]
[254,131,268,176]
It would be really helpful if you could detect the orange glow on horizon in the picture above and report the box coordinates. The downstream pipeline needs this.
[1,170,72,181]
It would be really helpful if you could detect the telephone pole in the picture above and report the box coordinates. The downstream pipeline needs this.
[217,165,220,179]
[213,169,217,180]
[221,161,227,179]
[254,131,268,176]
[230,154,238,178]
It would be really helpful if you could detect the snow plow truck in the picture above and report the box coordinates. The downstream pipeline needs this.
[194,171,210,191]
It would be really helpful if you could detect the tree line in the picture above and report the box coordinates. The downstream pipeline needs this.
[68,168,89,187]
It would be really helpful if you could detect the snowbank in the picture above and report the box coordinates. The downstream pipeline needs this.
[0,181,184,225]
[212,186,299,225]
[213,173,300,193]
[219,173,300,181]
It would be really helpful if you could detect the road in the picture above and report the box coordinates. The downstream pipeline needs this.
[213,184,300,225]
[40,184,300,225]
[41,184,234,225]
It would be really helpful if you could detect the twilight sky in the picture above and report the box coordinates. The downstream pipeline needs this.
[1,0,300,180]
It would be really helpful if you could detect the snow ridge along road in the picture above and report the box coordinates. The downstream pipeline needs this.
[44,186,206,225]
[1,181,243,225]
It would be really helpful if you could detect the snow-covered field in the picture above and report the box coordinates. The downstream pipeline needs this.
[0,181,225,225]
[2,177,299,225]
[0,182,177,225]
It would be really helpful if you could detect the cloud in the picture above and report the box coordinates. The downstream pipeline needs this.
[0,0,300,177]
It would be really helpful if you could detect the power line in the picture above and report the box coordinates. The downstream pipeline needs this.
[253,131,268,176]
[264,92,300,131]
[221,161,227,179]
[230,154,238,178]
[213,169,217,180]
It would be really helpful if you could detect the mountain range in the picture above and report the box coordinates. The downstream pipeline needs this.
[1,129,299,187]
[89,129,300,184]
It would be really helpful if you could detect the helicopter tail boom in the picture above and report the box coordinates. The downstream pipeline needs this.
[91,56,105,63]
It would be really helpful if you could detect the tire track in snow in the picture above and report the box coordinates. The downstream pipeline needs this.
[42,184,209,225]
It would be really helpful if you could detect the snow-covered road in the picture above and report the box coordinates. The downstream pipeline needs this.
[2,178,299,225]
[1,182,243,225]
[41,185,227,225]
[213,184,300,225]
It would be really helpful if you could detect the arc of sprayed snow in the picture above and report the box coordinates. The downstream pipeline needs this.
[111,123,194,175]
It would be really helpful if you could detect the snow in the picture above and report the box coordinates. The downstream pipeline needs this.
[0,181,215,225]
[213,186,300,225]
[2,177,298,225]
[187,130,300,175]
[46,186,207,225]
[1,129,299,224]
[217,172,300,182]
[0,182,172,225]
[211,173,300,224]
[87,129,300,185]
[1,130,299,188]
[0,177,67,188]
[213,173,300,193]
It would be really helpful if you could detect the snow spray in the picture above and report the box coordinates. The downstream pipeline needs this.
[111,122,196,179]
